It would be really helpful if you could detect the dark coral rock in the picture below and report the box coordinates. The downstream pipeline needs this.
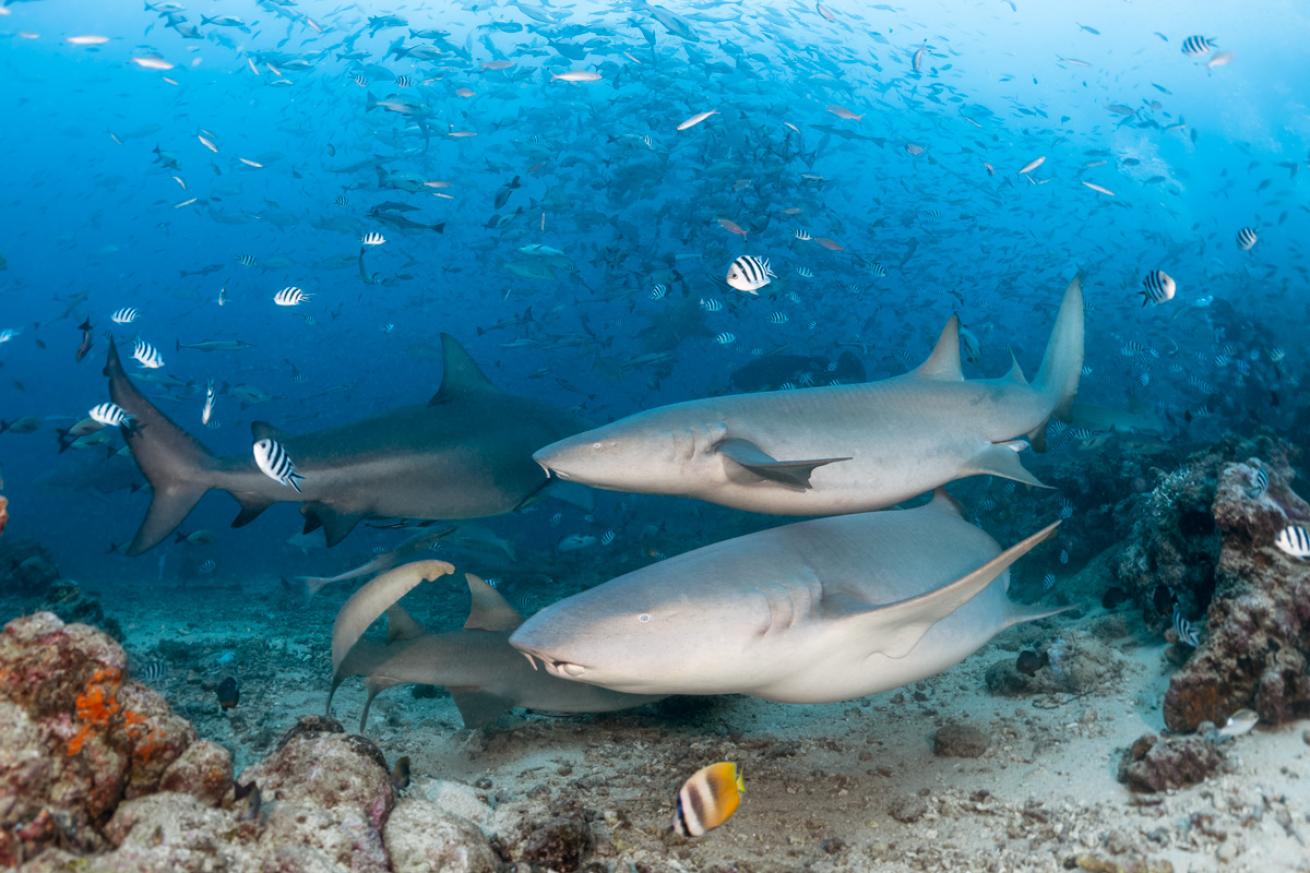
[241,724,395,871]
[275,713,345,749]
[932,722,989,758]
[518,814,596,872]
[1117,733,1225,793]
[1162,453,1310,731]
[0,538,60,597]
[38,579,124,641]
[159,740,233,807]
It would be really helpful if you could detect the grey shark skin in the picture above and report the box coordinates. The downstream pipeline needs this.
[534,278,1084,515]
[329,563,661,729]
[510,494,1060,703]
[104,334,586,554]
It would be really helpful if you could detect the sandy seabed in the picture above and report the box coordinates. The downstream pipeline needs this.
[79,573,1310,873]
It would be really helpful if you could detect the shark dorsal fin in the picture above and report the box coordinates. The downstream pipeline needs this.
[1005,350,1028,384]
[464,573,522,631]
[911,315,964,381]
[430,334,497,405]
[926,487,963,517]
[385,605,426,642]
[251,420,289,442]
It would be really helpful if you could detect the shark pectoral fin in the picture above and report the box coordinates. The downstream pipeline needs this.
[450,690,514,729]
[719,438,851,490]
[855,521,1060,659]
[967,443,1050,489]
[306,503,364,547]
[910,314,964,380]
[385,605,426,642]
[546,480,595,512]
[925,487,964,517]
[464,573,524,631]
[231,492,274,528]
[130,482,211,555]
[1002,603,1073,631]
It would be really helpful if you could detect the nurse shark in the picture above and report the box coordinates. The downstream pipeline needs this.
[510,493,1060,703]
[534,277,1084,515]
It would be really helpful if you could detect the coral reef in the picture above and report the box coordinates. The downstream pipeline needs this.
[0,612,196,866]
[0,613,511,872]
[1162,455,1310,731]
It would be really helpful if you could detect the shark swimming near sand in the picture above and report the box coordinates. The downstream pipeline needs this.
[328,560,661,729]
[104,334,588,554]
[533,278,1084,516]
[510,493,1060,703]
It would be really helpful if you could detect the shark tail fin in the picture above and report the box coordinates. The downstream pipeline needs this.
[105,337,218,555]
[1033,275,1085,422]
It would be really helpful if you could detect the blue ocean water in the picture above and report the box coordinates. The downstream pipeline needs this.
[0,2,1304,610]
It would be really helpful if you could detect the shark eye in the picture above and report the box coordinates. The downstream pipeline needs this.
[592,441,603,449]
[638,613,651,623]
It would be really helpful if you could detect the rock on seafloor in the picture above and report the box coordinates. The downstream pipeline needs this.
[1116,733,1226,793]
[1,612,506,872]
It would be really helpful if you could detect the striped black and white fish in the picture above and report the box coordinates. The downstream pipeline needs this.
[794,228,811,241]
[273,286,309,306]
[713,331,736,345]
[650,283,667,301]
[132,339,165,369]
[1247,465,1269,499]
[674,762,744,838]
[699,297,723,312]
[767,312,788,325]
[134,658,168,684]
[253,438,305,493]
[395,74,411,87]
[1140,270,1176,306]
[352,73,367,88]
[1274,525,1310,559]
[111,307,139,324]
[869,262,888,278]
[1172,608,1200,647]
[1180,35,1216,57]
[237,254,257,267]
[89,402,138,432]
[361,231,386,246]
[599,529,616,546]
[1235,226,1258,251]
[794,266,813,278]
[724,255,775,294]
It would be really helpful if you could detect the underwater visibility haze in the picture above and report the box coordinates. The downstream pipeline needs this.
[1,0,1309,870]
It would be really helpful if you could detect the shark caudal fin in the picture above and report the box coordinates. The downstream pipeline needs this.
[1033,275,1085,421]
[105,338,219,555]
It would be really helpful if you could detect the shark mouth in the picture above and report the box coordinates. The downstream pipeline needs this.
[518,649,585,678]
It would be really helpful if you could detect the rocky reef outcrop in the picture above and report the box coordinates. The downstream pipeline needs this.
[1162,454,1310,731]
[0,612,564,872]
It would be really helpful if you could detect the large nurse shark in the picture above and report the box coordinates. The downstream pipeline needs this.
[534,277,1084,515]
[104,333,587,554]
[510,493,1061,703]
